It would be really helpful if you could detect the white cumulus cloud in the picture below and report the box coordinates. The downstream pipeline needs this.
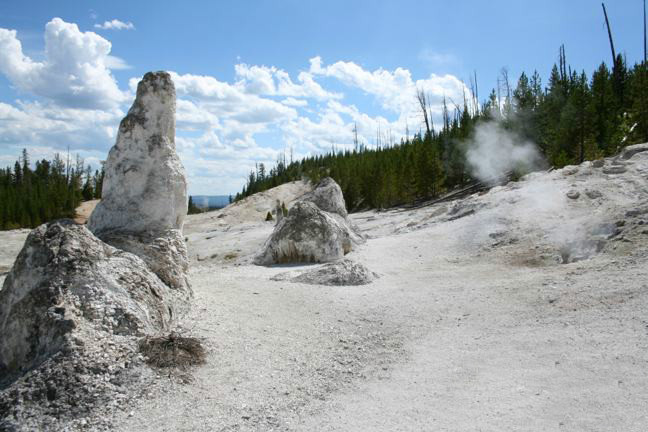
[0,18,128,109]
[0,100,123,151]
[0,18,473,195]
[94,19,135,30]
[309,56,469,117]
[234,63,341,100]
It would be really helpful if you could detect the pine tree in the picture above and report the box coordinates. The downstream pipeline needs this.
[188,196,202,215]
[628,62,648,143]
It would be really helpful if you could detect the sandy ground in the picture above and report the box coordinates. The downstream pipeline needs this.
[2,157,648,430]
[183,180,313,264]
[115,154,648,431]
[0,229,30,287]
[74,199,100,224]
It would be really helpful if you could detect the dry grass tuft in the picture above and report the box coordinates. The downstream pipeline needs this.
[139,332,207,368]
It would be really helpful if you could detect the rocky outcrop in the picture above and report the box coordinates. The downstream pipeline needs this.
[99,229,190,295]
[254,177,365,265]
[0,72,192,429]
[0,221,176,377]
[271,259,378,286]
[254,201,354,265]
[620,142,648,160]
[301,177,348,218]
[88,71,187,235]
[88,71,191,298]
[255,178,365,265]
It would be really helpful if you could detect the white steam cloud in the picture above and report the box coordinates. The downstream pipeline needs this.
[466,121,543,184]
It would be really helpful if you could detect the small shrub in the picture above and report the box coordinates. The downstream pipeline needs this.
[265,211,274,221]
[139,332,206,368]
[223,252,238,260]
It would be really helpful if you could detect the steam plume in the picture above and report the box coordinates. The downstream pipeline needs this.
[466,121,543,184]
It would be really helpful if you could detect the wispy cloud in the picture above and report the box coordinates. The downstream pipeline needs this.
[105,55,131,70]
[418,48,459,67]
[94,19,135,31]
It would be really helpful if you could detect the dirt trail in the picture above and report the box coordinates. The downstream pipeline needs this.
[74,199,100,224]
[113,157,648,431]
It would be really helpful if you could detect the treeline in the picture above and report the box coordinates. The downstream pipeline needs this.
[0,149,104,230]
[236,49,648,210]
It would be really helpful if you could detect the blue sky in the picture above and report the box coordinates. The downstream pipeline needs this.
[0,0,644,194]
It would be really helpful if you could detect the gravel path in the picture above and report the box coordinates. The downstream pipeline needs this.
[114,183,648,431]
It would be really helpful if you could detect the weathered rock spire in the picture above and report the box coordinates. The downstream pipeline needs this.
[88,71,187,235]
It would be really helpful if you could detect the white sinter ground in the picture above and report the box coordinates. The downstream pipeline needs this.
[2,148,648,431]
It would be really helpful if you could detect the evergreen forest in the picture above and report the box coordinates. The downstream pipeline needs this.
[0,149,104,230]
[235,49,648,211]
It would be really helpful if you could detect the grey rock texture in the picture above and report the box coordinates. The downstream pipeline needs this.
[0,72,192,430]
[255,178,364,265]
[566,189,580,200]
[0,221,176,377]
[99,229,190,298]
[275,200,284,225]
[585,189,603,199]
[88,71,187,235]
[603,165,627,174]
[254,201,355,265]
[591,159,605,168]
[301,177,348,218]
[272,259,378,286]
[620,142,648,160]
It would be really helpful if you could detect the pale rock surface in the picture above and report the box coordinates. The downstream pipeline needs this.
[0,220,175,376]
[271,258,378,285]
[88,71,187,235]
[619,142,648,160]
[182,180,313,265]
[255,178,365,265]
[100,230,190,296]
[275,199,284,225]
[254,201,355,265]
[88,71,191,298]
[301,177,348,218]
[303,177,364,242]
[0,72,192,430]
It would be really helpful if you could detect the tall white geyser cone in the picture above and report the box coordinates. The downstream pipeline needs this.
[88,71,191,296]
[89,71,187,234]
[0,72,191,426]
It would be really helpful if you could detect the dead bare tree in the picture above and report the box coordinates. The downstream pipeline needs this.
[416,87,432,138]
[473,70,480,114]
[644,0,648,63]
[602,3,616,65]
[499,67,512,118]
[352,122,359,152]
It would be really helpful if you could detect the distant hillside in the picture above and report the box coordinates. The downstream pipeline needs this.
[191,195,231,210]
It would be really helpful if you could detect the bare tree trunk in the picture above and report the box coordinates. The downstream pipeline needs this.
[474,70,479,113]
[353,122,359,152]
[644,0,648,63]
[416,88,431,138]
[602,3,616,65]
